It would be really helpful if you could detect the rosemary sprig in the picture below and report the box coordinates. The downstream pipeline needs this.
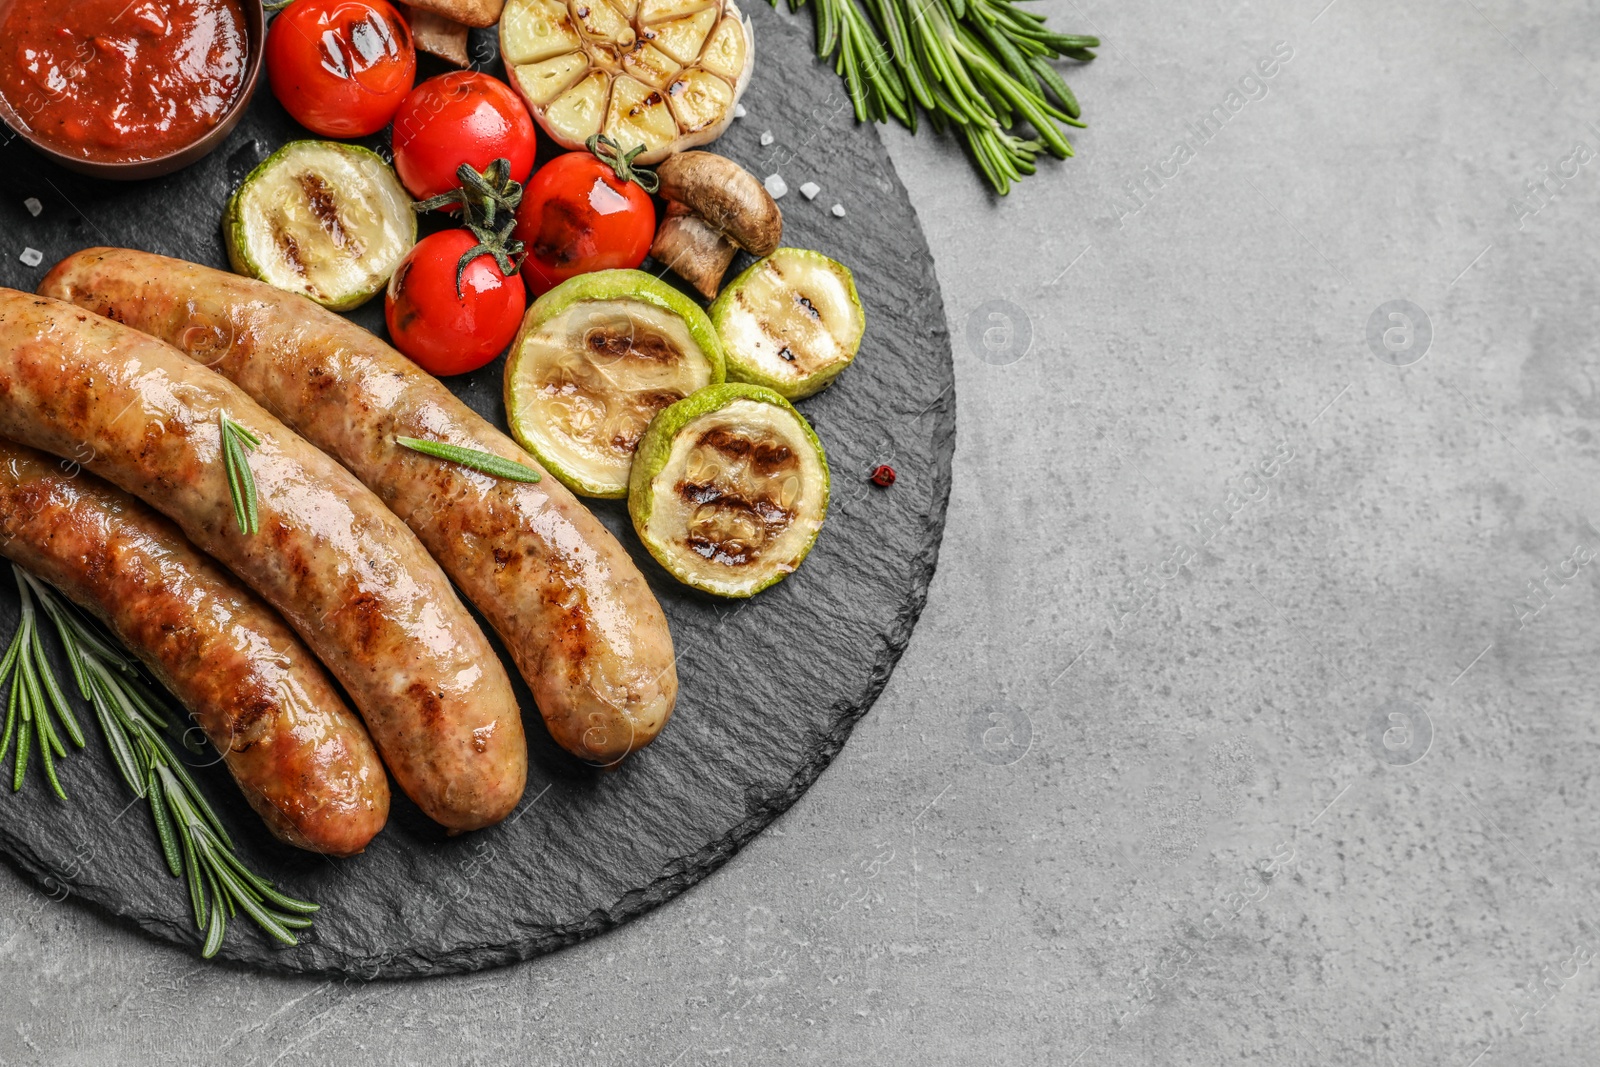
[397,437,542,483]
[0,575,86,799]
[2,565,318,957]
[779,0,1097,194]
[219,413,261,536]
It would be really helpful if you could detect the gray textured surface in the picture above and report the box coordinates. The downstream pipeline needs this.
[6,0,1600,1061]
[0,0,952,976]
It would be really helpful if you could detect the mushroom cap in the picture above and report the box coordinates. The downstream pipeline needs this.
[656,151,783,256]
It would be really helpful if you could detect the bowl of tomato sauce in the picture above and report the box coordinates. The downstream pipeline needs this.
[0,0,264,179]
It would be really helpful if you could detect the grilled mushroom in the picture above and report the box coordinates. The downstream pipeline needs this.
[649,151,781,298]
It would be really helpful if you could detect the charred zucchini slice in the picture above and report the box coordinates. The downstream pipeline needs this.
[504,269,725,498]
[709,247,864,400]
[223,141,416,311]
[629,383,828,597]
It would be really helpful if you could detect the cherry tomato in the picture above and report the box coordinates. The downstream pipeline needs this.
[391,73,538,201]
[267,0,415,137]
[385,230,527,377]
[514,151,657,296]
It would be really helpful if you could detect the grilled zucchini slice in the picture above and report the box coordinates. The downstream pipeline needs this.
[224,141,415,311]
[629,383,828,596]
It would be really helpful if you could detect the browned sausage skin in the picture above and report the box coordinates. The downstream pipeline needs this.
[0,289,526,830]
[0,439,389,855]
[42,249,678,765]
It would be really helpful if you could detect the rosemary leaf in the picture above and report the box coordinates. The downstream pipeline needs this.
[146,765,184,878]
[181,813,206,931]
[397,437,542,483]
[90,675,146,799]
[12,699,30,792]
[32,622,81,747]
[0,680,15,765]
[201,887,227,959]
[219,413,261,536]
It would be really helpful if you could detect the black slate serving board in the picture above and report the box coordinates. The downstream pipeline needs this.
[0,0,953,977]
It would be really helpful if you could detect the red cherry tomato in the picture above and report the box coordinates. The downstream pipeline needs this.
[391,73,538,201]
[266,0,415,138]
[385,230,527,377]
[514,151,657,296]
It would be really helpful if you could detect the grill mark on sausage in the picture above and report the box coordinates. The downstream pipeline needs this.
[341,590,387,654]
[406,679,446,732]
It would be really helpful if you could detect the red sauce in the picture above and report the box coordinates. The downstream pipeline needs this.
[0,0,248,162]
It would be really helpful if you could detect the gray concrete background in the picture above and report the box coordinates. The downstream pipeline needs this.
[6,0,1600,1062]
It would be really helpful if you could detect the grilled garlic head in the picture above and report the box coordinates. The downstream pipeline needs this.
[500,0,754,163]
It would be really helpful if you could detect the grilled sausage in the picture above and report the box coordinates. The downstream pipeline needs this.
[0,289,526,830]
[0,439,389,855]
[42,249,678,765]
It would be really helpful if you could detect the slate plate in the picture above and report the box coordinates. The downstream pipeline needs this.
[0,0,952,977]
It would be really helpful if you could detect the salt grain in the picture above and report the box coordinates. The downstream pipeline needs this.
[734,103,746,118]
[19,247,42,267]
[23,197,41,218]
[800,182,820,200]
[759,130,774,146]
[764,174,788,199]
[830,203,846,218]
